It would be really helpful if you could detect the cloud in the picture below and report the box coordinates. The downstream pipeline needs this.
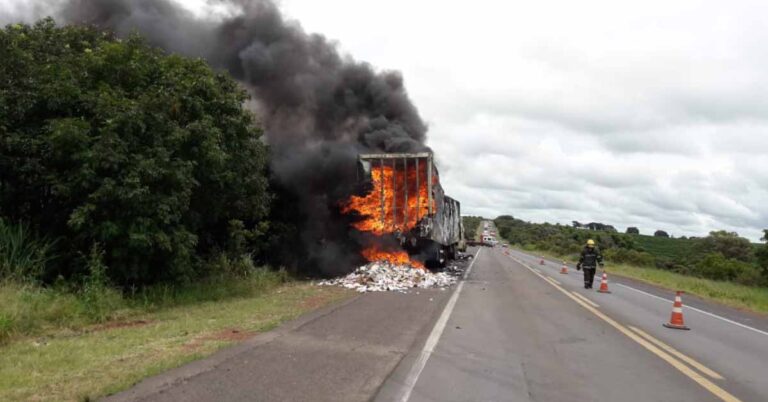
[6,0,766,241]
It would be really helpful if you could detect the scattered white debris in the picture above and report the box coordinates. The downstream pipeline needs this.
[456,252,474,260]
[318,261,461,292]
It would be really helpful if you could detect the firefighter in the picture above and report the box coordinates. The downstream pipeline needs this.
[576,239,603,289]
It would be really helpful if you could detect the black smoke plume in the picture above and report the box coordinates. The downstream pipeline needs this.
[47,0,429,274]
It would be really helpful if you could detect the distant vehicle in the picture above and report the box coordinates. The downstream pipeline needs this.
[482,236,498,247]
[501,243,508,248]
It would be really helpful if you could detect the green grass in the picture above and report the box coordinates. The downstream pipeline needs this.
[0,269,292,342]
[0,279,353,401]
[632,234,697,261]
[520,247,768,314]
[608,263,768,313]
[0,219,55,282]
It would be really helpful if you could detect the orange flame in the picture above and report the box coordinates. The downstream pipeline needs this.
[341,163,435,235]
[361,244,425,269]
[342,159,437,269]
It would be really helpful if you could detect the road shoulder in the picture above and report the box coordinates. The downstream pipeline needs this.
[103,286,455,402]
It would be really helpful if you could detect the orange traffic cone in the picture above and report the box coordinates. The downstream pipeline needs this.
[663,291,690,330]
[560,262,568,275]
[540,258,545,265]
[597,271,611,293]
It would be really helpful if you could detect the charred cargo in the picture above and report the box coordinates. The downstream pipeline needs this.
[355,152,464,267]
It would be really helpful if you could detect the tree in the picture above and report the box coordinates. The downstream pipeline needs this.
[585,222,617,232]
[757,229,768,277]
[693,253,756,282]
[0,20,270,285]
[461,216,484,240]
[696,231,753,262]
[654,230,670,238]
[626,227,640,235]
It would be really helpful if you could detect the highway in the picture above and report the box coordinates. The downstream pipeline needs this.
[377,245,768,402]
[104,235,768,402]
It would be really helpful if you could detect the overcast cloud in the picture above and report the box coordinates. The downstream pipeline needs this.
[272,0,768,241]
[4,0,767,240]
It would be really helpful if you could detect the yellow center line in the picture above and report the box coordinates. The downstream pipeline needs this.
[571,291,600,308]
[628,325,724,380]
[546,276,562,285]
[509,256,740,402]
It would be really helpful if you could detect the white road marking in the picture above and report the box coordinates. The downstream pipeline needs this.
[511,248,768,339]
[397,248,481,402]
[509,256,741,402]
[617,283,768,338]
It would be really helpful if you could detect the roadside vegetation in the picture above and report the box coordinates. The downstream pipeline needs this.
[0,19,355,400]
[472,215,768,312]
[1,19,273,287]
[526,247,768,313]
[607,263,768,313]
[0,282,351,401]
[462,216,483,240]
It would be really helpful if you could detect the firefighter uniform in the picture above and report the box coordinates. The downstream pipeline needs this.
[577,240,603,289]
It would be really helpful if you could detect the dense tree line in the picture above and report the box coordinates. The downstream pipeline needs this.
[1,20,273,286]
[494,216,768,287]
[462,216,483,240]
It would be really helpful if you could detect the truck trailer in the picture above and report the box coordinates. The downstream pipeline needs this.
[354,152,464,267]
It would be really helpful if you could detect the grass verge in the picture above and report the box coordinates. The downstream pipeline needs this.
[607,263,768,314]
[519,247,768,314]
[0,280,353,401]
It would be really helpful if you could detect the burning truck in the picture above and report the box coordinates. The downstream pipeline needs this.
[342,152,465,268]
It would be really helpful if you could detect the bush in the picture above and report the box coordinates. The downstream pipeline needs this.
[604,248,655,267]
[696,231,754,262]
[1,20,270,286]
[0,219,55,282]
[692,253,757,283]
[77,245,123,322]
[734,265,766,287]
[758,231,768,281]
[0,313,13,341]
[462,216,483,240]
[0,261,289,343]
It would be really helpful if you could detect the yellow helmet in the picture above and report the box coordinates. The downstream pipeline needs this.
[587,239,595,247]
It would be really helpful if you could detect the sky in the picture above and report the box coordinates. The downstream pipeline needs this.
[4,0,767,241]
[270,0,768,241]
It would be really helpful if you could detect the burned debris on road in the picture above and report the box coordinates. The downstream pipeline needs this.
[318,260,468,293]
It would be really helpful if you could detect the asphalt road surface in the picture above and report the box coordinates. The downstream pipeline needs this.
[106,239,768,401]
[377,246,768,402]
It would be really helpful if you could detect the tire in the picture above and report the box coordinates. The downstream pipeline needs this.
[448,245,457,260]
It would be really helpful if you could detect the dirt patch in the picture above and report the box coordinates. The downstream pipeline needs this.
[204,328,256,342]
[183,328,257,351]
[300,292,333,310]
[88,320,153,333]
